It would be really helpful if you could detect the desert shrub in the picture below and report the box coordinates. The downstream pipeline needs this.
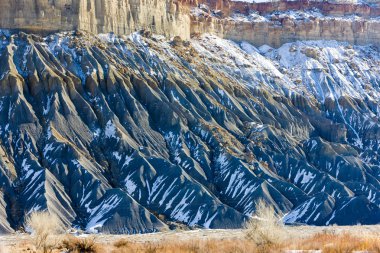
[113,238,130,249]
[61,235,99,253]
[245,199,286,249]
[146,243,162,253]
[24,211,64,253]
[111,239,129,253]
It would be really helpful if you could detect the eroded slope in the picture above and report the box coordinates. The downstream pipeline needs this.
[0,30,379,233]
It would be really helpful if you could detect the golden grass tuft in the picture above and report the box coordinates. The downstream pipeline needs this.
[60,235,100,253]
[113,238,130,249]
[245,199,286,251]
[24,211,64,253]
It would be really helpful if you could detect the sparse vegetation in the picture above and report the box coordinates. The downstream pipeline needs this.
[24,211,64,253]
[245,199,286,251]
[113,238,130,248]
[60,235,99,253]
[2,225,380,253]
[109,234,380,253]
[110,239,257,253]
[285,232,380,253]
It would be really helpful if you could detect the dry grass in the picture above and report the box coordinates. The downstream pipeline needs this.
[24,211,64,253]
[245,199,286,250]
[112,238,258,253]
[1,213,378,253]
[60,235,100,253]
[2,231,380,253]
[285,232,380,253]
[113,238,130,248]
[108,235,380,253]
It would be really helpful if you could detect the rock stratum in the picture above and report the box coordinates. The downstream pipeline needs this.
[2,0,380,47]
[0,29,379,233]
[191,0,380,48]
[191,8,380,48]
[0,0,190,38]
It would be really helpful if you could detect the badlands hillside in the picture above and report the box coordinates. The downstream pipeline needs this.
[0,0,379,234]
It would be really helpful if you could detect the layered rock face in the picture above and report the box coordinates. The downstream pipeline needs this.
[77,0,190,38]
[191,7,380,48]
[0,30,379,233]
[0,0,190,38]
[196,0,380,18]
[2,0,380,48]
[2,0,380,47]
[0,0,77,32]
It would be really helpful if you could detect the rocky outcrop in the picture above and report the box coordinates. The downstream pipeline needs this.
[0,0,77,32]
[77,0,191,38]
[0,0,380,234]
[2,0,380,47]
[196,0,380,18]
[0,0,191,38]
[0,31,379,233]
[191,13,380,47]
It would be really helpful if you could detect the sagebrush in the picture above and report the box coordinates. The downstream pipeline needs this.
[24,211,64,253]
[245,199,286,249]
